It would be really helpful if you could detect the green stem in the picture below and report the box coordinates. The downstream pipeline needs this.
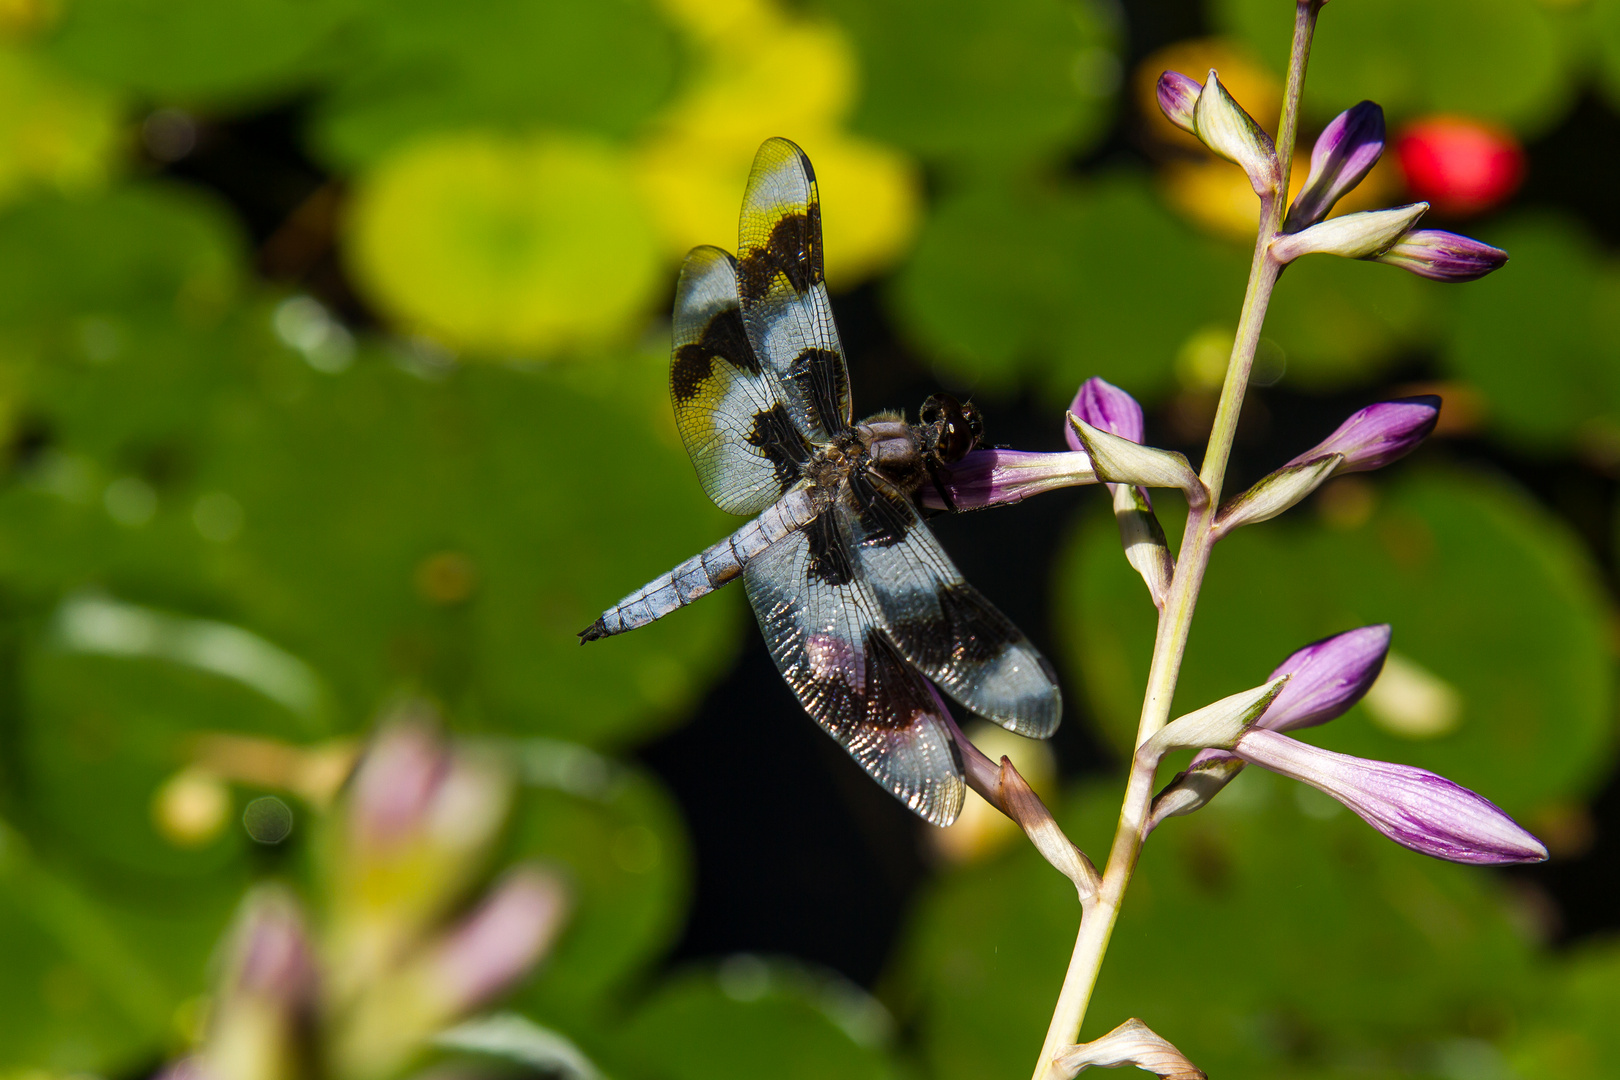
[1028,5,1321,1076]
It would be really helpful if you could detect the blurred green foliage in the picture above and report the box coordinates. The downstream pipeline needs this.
[0,0,1613,1078]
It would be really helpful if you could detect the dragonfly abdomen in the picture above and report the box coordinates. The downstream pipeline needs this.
[579,487,819,642]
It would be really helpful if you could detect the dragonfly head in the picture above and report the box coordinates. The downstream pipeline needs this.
[920,394,984,465]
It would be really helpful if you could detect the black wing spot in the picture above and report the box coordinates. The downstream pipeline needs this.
[859,629,933,731]
[669,345,713,406]
[848,468,912,549]
[787,347,849,436]
[891,583,1024,672]
[671,307,760,405]
[804,510,855,587]
[737,209,823,301]
[801,628,931,737]
[745,403,811,489]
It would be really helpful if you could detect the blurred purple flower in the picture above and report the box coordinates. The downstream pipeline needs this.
[232,890,317,1005]
[1232,729,1548,865]
[1284,396,1440,474]
[923,449,1097,512]
[1374,229,1509,282]
[430,867,570,1013]
[349,717,449,849]
[1285,101,1385,231]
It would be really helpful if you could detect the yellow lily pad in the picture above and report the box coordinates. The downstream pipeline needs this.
[345,132,662,356]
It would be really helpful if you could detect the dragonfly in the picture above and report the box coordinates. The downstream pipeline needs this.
[581,137,1060,825]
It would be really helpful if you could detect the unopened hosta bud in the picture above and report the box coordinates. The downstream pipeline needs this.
[1374,228,1509,282]
[1232,729,1548,865]
[1070,378,1174,608]
[922,448,1097,512]
[1271,203,1429,264]
[1070,376,1145,444]
[1214,453,1341,536]
[1054,1018,1206,1080]
[1284,100,1386,231]
[1284,395,1440,475]
[1141,677,1288,762]
[951,693,1098,899]
[1191,69,1280,196]
[1265,624,1391,731]
[1067,415,1207,508]
[1156,70,1201,136]
[1148,626,1391,831]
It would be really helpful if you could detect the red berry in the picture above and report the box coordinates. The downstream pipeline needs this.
[1394,116,1525,217]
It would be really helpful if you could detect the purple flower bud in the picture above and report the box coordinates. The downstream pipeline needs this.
[1233,729,1548,865]
[1069,377,1145,446]
[922,448,1096,512]
[1284,396,1440,475]
[1373,229,1509,282]
[430,867,569,1013]
[1156,70,1201,135]
[1285,101,1385,231]
[1263,625,1391,732]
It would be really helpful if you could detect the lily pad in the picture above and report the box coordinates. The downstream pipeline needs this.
[1216,0,1581,135]
[825,0,1122,175]
[889,174,1247,400]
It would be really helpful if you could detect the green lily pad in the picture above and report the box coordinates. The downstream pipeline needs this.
[0,822,186,1072]
[42,0,360,108]
[1060,467,1615,820]
[1265,252,1438,390]
[1506,936,1620,1078]
[1441,215,1620,451]
[502,740,690,1026]
[342,132,663,356]
[1215,0,1582,134]
[611,959,899,1080]
[309,0,677,171]
[888,174,1247,401]
[826,0,1121,175]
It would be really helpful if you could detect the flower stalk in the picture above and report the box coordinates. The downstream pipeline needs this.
[1028,4,1323,1075]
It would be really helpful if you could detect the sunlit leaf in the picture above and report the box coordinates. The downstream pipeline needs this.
[0,46,119,207]
[345,133,663,356]
[1060,467,1616,819]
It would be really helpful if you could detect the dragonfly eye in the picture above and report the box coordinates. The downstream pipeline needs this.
[960,401,984,444]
